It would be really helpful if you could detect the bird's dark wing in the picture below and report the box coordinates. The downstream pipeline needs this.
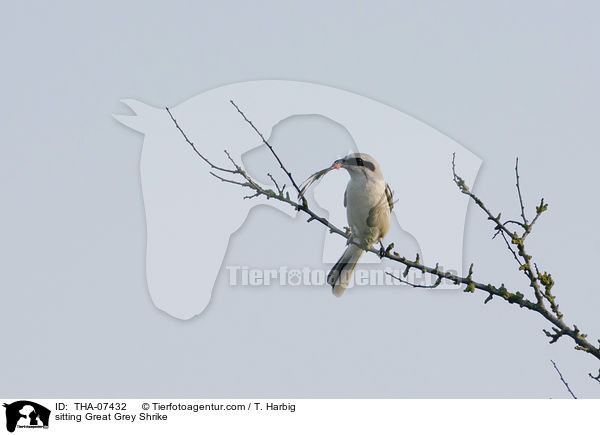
[367,189,391,228]
[385,183,394,212]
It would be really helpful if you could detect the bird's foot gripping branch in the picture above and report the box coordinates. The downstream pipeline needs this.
[166,100,600,386]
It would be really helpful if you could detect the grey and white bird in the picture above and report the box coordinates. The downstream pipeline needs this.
[299,153,393,296]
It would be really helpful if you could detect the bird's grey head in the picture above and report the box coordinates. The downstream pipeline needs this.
[331,153,382,178]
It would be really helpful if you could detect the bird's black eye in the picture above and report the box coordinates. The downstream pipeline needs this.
[355,157,364,166]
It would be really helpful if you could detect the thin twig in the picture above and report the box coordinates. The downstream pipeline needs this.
[453,153,546,306]
[499,229,524,266]
[522,198,547,241]
[515,158,529,226]
[229,100,304,197]
[166,107,237,174]
[209,171,248,187]
[386,272,442,288]
[267,173,285,195]
[503,219,527,229]
[550,360,577,399]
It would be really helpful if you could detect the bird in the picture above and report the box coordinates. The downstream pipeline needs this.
[299,153,393,296]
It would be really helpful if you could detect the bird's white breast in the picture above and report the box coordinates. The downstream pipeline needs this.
[345,175,387,241]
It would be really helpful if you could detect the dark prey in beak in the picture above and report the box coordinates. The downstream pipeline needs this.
[298,161,341,200]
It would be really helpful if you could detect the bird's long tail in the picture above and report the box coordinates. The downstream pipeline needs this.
[327,245,364,297]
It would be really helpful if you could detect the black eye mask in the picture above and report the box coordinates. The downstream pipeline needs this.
[352,157,375,171]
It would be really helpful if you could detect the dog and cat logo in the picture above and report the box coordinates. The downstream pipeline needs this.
[115,80,481,320]
[3,401,50,432]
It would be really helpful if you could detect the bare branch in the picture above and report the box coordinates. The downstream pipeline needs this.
[503,219,527,229]
[165,107,237,174]
[166,106,600,378]
[550,360,577,399]
[229,100,304,198]
[515,158,529,226]
[386,271,442,289]
[523,198,548,241]
[267,173,285,195]
[209,172,248,187]
[498,229,524,267]
[452,154,545,306]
